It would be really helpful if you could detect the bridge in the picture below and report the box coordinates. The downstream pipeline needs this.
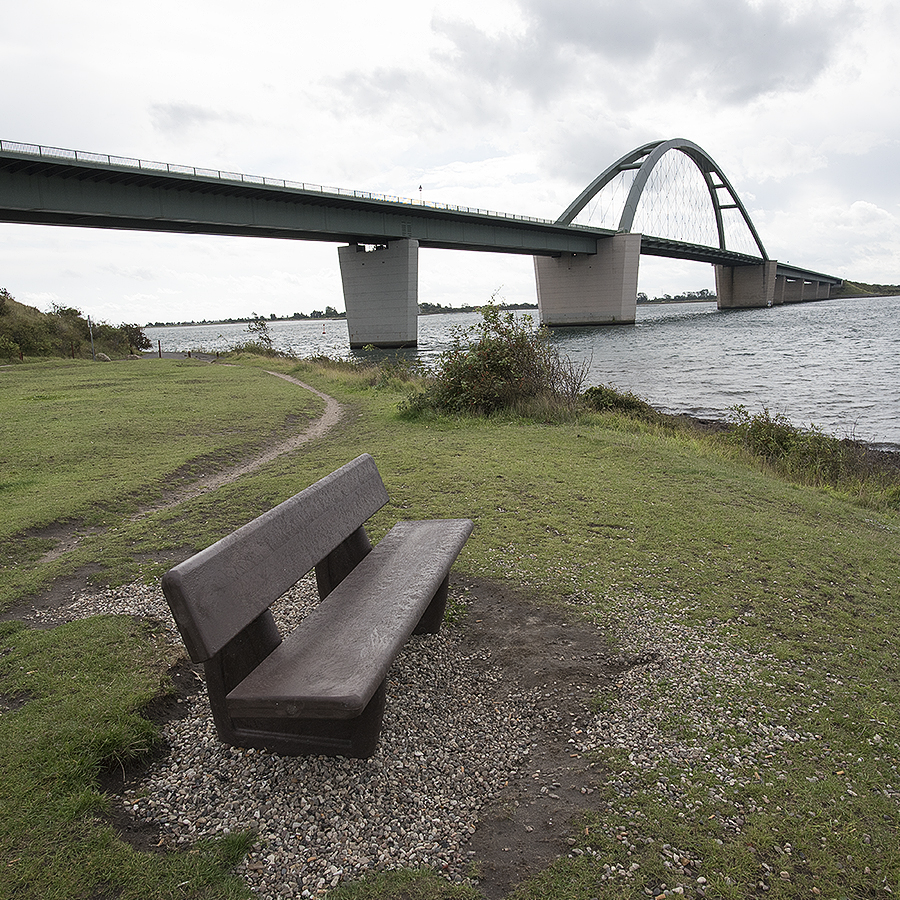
[0,138,840,348]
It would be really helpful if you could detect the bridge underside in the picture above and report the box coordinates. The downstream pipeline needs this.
[333,243,842,348]
[328,241,842,345]
[331,234,645,345]
[716,263,840,309]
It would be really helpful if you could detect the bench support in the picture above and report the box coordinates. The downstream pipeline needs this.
[225,680,388,759]
[413,573,450,635]
[315,525,373,598]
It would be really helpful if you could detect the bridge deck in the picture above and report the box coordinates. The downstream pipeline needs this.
[0,141,839,283]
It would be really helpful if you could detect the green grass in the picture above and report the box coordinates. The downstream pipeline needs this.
[1,355,899,898]
[0,616,252,899]
[0,358,322,601]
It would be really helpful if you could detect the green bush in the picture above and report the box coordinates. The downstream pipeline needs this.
[728,405,900,506]
[0,289,152,359]
[583,383,661,421]
[402,303,586,415]
[7,317,53,356]
[0,333,20,360]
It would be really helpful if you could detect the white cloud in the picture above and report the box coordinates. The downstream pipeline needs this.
[0,0,898,322]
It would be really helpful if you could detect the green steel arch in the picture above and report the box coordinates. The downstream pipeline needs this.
[557,138,768,260]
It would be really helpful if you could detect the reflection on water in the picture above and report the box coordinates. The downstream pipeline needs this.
[146,295,900,448]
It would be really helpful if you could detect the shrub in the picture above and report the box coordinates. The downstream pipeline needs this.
[0,333,20,360]
[402,303,586,416]
[728,405,900,507]
[7,317,53,356]
[121,323,152,353]
[0,289,151,359]
[246,313,273,350]
[583,384,661,422]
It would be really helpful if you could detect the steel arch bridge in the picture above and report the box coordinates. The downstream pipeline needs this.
[536,138,839,330]
[0,137,840,346]
[558,138,768,264]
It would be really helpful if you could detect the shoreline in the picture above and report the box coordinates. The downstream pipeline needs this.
[673,411,900,469]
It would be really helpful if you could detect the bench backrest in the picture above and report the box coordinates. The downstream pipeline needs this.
[161,453,389,663]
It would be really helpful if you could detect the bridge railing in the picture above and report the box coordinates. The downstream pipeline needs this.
[1,139,560,228]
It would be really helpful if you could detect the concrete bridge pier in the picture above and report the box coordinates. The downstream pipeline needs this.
[775,274,833,304]
[338,240,419,348]
[715,261,778,309]
[533,233,642,326]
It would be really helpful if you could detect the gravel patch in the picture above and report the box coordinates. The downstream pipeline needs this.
[18,572,849,899]
[22,576,545,898]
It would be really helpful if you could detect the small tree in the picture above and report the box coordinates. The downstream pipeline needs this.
[121,324,151,353]
[246,312,273,350]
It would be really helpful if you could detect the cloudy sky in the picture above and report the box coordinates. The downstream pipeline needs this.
[1,0,897,324]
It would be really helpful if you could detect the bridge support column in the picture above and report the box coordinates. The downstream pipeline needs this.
[782,277,808,304]
[773,275,786,305]
[715,261,778,309]
[338,240,419,348]
[533,233,641,326]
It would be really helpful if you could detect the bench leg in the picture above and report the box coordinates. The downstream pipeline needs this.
[412,573,450,635]
[204,609,282,746]
[348,677,387,758]
[226,679,388,759]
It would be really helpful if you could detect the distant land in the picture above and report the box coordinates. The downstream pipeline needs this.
[140,281,899,328]
[144,300,539,328]
[832,279,900,298]
[637,288,715,304]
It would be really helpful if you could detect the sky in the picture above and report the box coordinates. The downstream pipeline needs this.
[1,0,898,325]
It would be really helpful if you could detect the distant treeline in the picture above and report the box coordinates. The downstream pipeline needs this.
[0,288,150,361]
[147,306,346,327]
[638,288,716,304]
[147,300,538,327]
[418,300,537,315]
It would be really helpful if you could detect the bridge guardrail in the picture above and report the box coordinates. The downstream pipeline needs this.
[1,139,559,228]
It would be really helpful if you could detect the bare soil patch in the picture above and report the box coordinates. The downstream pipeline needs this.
[456,577,641,899]
[97,658,206,854]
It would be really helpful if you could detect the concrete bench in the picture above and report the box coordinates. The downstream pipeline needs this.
[161,453,474,758]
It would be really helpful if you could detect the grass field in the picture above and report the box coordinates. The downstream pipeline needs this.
[0,358,322,602]
[1,354,899,899]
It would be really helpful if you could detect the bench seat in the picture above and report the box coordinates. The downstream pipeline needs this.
[227,518,474,719]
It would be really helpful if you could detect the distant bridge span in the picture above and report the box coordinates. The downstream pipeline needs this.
[0,138,840,347]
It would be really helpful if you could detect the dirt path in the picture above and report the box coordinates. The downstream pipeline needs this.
[130,371,344,518]
[35,371,343,566]
[7,371,344,618]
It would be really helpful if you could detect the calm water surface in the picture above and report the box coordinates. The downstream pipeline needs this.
[146,294,900,449]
